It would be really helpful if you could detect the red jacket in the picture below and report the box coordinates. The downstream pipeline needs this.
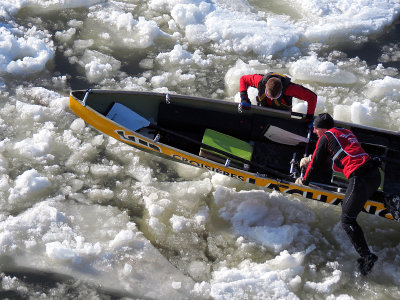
[303,127,370,184]
[240,74,317,115]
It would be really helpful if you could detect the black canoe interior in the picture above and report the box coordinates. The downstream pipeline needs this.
[74,90,400,196]
[156,101,309,176]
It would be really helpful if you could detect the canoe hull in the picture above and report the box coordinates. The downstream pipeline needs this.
[69,89,399,221]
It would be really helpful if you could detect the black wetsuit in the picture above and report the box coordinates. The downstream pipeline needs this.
[304,128,381,257]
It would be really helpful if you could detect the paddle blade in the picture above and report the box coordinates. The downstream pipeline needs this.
[106,102,150,132]
[264,125,309,146]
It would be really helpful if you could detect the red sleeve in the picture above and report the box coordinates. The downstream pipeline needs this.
[285,83,317,115]
[239,74,263,92]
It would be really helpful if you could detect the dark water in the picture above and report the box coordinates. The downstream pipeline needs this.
[344,16,400,69]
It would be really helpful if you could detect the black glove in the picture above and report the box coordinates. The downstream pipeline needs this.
[304,114,314,129]
[240,91,251,110]
[240,99,251,110]
[305,113,314,122]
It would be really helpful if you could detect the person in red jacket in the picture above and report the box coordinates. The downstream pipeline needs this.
[239,72,317,121]
[296,113,381,275]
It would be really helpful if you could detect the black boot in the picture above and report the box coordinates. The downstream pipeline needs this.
[357,253,378,276]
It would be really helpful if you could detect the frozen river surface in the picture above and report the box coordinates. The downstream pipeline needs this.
[0,0,400,299]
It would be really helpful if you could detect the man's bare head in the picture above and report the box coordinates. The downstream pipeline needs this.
[266,77,283,99]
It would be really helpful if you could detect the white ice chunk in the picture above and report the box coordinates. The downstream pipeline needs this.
[366,76,400,99]
[156,44,212,67]
[185,24,211,44]
[14,124,55,160]
[0,26,54,75]
[204,8,300,56]
[289,55,357,84]
[172,281,182,289]
[150,70,196,88]
[0,174,10,193]
[214,187,317,253]
[170,214,193,232]
[171,2,212,28]
[70,118,86,131]
[55,27,76,43]
[78,49,121,83]
[305,270,342,293]
[26,0,104,11]
[8,169,51,206]
[15,86,69,110]
[90,164,122,177]
[295,0,400,42]
[46,241,81,264]
[0,154,9,173]
[109,229,135,249]
[88,8,170,49]
[333,99,378,127]
[87,188,114,203]
[206,251,305,300]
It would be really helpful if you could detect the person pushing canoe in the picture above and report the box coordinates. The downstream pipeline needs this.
[239,72,317,122]
[296,113,381,275]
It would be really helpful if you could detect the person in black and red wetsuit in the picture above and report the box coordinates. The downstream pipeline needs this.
[239,72,317,121]
[296,113,381,276]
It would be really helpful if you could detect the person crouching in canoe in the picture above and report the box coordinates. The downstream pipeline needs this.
[296,113,381,275]
[239,72,317,122]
